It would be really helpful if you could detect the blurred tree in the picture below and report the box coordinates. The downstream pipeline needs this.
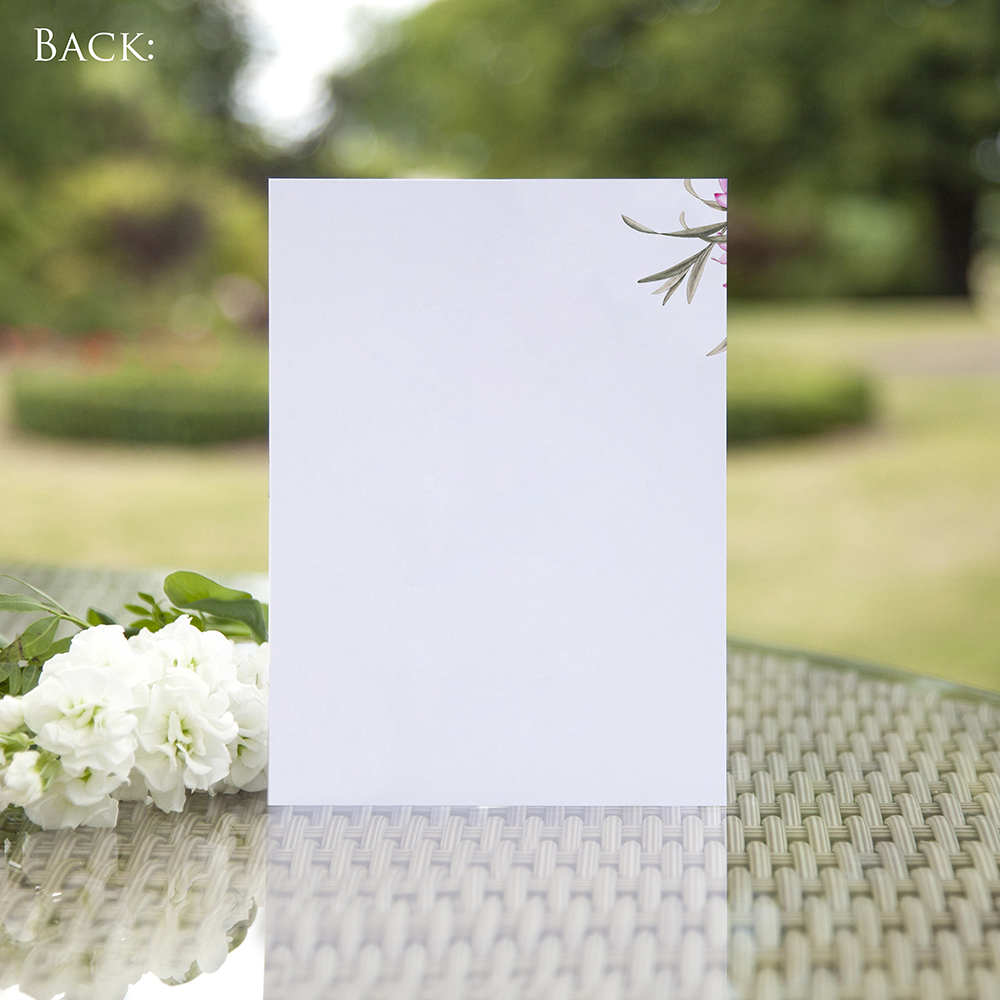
[320,0,1000,298]
[0,0,251,177]
[0,0,303,334]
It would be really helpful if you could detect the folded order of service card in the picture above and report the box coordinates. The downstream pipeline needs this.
[269,179,726,806]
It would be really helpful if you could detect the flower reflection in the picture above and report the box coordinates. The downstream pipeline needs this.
[0,790,265,1000]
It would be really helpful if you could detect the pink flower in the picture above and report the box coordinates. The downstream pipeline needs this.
[715,178,727,210]
[713,233,727,287]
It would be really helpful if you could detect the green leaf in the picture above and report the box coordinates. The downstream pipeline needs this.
[622,214,660,235]
[1,577,67,615]
[637,249,706,285]
[87,608,118,626]
[163,572,268,643]
[21,665,42,694]
[39,636,72,661]
[658,222,728,239]
[0,616,61,663]
[686,247,711,303]
[623,216,726,239]
[661,275,685,305]
[127,617,161,633]
[0,577,88,629]
[0,593,53,616]
[202,617,254,640]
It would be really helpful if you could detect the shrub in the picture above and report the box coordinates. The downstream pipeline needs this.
[728,353,874,445]
[22,159,268,336]
[11,358,267,445]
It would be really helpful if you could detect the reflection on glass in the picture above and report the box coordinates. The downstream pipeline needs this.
[0,791,265,1000]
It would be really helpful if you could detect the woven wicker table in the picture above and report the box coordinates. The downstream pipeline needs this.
[5,565,1000,999]
[728,638,1000,1000]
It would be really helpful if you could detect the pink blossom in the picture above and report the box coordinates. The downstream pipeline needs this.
[715,178,727,210]
[713,232,727,288]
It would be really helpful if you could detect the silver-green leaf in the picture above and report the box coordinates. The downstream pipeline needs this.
[621,214,661,234]
[661,276,685,305]
[686,247,711,303]
[637,249,705,284]
[684,178,727,212]
[657,222,728,239]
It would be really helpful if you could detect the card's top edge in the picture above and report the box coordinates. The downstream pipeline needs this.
[267,176,724,187]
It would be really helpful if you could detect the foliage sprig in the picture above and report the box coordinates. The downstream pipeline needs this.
[623,178,728,356]
[0,571,267,698]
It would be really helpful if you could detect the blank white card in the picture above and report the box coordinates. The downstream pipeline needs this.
[269,179,726,805]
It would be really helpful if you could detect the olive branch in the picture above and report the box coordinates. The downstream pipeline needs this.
[623,178,727,356]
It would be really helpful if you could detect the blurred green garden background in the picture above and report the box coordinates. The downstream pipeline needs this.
[3,0,1000,686]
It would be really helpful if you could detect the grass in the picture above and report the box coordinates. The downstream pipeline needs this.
[729,299,1000,691]
[0,364,268,574]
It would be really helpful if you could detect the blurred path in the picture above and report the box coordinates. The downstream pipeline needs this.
[864,334,1000,373]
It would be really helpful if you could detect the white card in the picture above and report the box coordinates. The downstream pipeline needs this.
[269,179,726,805]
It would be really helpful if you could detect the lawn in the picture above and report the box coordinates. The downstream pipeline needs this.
[0,365,268,575]
[729,299,1000,690]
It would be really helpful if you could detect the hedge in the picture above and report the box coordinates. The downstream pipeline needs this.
[11,351,871,448]
[728,353,874,444]
[11,362,268,445]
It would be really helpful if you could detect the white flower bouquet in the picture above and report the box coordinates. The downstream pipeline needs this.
[0,572,268,830]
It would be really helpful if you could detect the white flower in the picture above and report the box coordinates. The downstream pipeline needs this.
[3,750,44,809]
[133,670,238,813]
[4,749,123,827]
[25,763,121,829]
[234,641,268,691]
[21,665,137,776]
[129,617,238,690]
[0,696,30,770]
[0,620,268,827]
[42,624,162,706]
[220,681,268,792]
[0,695,24,733]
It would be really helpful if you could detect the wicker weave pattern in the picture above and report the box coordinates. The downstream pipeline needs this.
[0,790,266,1000]
[266,805,728,999]
[728,645,1000,1000]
